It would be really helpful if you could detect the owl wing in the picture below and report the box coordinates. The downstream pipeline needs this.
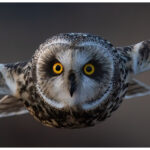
[0,63,29,118]
[0,95,28,118]
[124,78,150,99]
[117,40,150,99]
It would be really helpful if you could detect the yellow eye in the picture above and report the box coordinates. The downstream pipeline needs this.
[84,63,95,75]
[53,62,63,74]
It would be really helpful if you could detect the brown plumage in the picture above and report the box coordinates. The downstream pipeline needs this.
[0,33,150,128]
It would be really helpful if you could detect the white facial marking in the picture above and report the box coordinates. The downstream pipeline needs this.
[36,84,65,109]
[78,75,99,103]
[36,38,114,110]
[82,82,113,110]
[42,39,71,49]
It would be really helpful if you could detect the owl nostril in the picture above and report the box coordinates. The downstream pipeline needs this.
[68,72,76,97]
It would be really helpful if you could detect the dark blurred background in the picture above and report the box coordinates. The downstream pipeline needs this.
[0,3,150,147]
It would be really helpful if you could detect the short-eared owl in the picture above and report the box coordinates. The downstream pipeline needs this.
[0,33,150,128]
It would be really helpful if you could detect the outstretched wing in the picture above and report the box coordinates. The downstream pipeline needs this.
[125,78,150,99]
[117,40,150,99]
[118,40,150,74]
[0,63,29,117]
[0,95,28,118]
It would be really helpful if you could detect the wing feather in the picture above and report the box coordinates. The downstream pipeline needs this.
[117,40,150,75]
[0,62,29,118]
[0,95,28,118]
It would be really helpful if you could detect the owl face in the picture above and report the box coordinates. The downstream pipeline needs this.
[34,33,115,110]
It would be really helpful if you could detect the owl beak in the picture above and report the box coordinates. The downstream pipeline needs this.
[68,72,76,97]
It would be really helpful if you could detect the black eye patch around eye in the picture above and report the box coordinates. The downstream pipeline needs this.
[84,60,105,81]
[43,58,61,77]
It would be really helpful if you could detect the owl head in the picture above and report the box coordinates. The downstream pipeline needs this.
[32,33,116,111]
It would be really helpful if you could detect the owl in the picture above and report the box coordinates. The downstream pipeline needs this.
[0,33,150,128]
